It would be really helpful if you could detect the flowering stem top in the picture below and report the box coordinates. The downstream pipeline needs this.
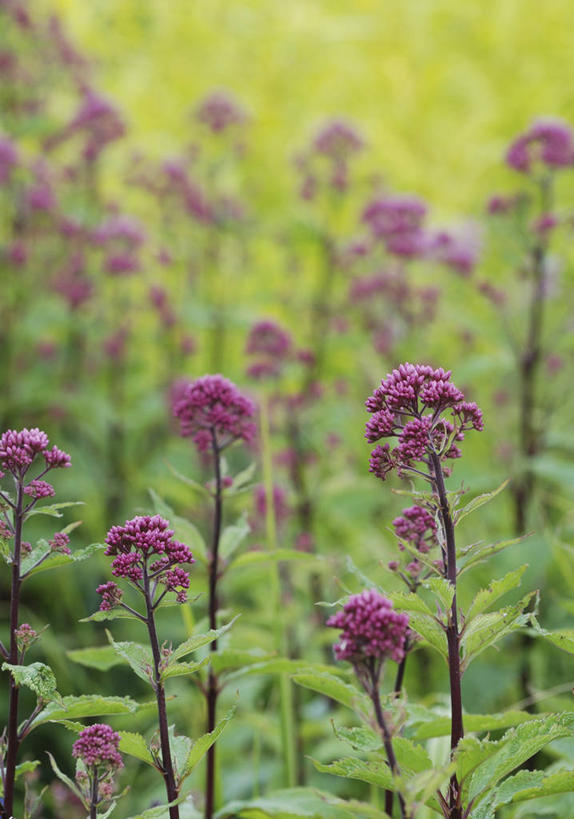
[365,365,484,817]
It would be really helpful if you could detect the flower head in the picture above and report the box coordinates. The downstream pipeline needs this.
[365,363,483,481]
[327,590,409,665]
[72,724,123,770]
[173,374,256,452]
[195,90,246,133]
[506,117,574,173]
[104,515,193,602]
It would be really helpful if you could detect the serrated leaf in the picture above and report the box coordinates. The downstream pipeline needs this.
[390,591,434,616]
[461,591,536,669]
[25,501,84,519]
[2,662,57,698]
[454,480,509,525]
[311,756,394,790]
[67,645,125,671]
[172,617,238,662]
[226,659,342,684]
[22,542,104,578]
[466,565,528,620]
[81,607,142,623]
[532,621,574,655]
[333,724,381,753]
[411,709,535,740]
[161,656,209,680]
[229,461,257,491]
[468,713,574,805]
[425,576,455,611]
[118,731,156,766]
[406,612,448,659]
[165,462,210,498]
[292,671,368,711]
[220,513,251,560]
[106,633,154,684]
[181,703,236,779]
[458,535,529,575]
[31,695,137,729]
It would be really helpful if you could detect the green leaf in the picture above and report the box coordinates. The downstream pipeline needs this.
[2,662,57,699]
[148,489,208,564]
[406,612,448,659]
[310,756,394,790]
[22,542,104,578]
[81,607,143,623]
[468,713,574,805]
[0,760,42,796]
[229,461,257,492]
[220,513,251,560]
[231,549,319,570]
[411,709,536,740]
[25,501,84,519]
[165,462,210,498]
[215,787,386,818]
[67,645,125,671]
[466,565,528,620]
[425,576,455,611]
[118,730,156,766]
[458,535,530,575]
[454,480,509,525]
[461,591,536,669]
[470,769,574,818]
[210,648,274,675]
[161,656,209,680]
[532,621,574,655]
[225,659,343,683]
[31,695,137,729]
[46,752,83,803]
[390,591,434,616]
[292,671,368,711]
[181,703,236,780]
[106,632,154,684]
[172,617,239,661]
[332,724,381,753]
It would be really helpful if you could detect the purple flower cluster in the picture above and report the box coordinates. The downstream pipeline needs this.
[389,505,440,580]
[313,118,364,160]
[195,90,246,133]
[173,374,256,452]
[327,590,409,664]
[245,320,293,380]
[72,724,123,770]
[96,581,123,611]
[506,117,574,173]
[363,194,428,259]
[0,428,71,477]
[295,117,364,197]
[103,515,193,603]
[365,364,483,481]
[23,479,55,499]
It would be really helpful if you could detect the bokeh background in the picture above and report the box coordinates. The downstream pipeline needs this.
[2,0,574,816]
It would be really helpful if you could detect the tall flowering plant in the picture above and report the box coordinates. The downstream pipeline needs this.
[173,374,256,819]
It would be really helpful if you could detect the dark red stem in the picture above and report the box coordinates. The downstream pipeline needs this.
[430,452,463,819]
[205,429,223,819]
[3,480,24,819]
[144,571,179,819]
[370,670,407,819]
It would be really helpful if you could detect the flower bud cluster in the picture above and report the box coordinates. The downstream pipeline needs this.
[0,428,71,476]
[365,363,483,481]
[327,590,409,664]
[173,374,256,453]
[72,723,123,770]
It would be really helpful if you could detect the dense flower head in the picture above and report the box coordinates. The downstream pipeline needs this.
[246,320,292,359]
[49,531,71,554]
[24,479,55,499]
[431,226,481,276]
[365,364,483,480]
[15,622,37,650]
[506,117,574,173]
[0,428,50,473]
[97,581,123,611]
[104,515,193,600]
[313,118,364,160]
[72,724,123,770]
[44,445,72,469]
[327,590,409,664]
[393,505,437,553]
[195,90,246,133]
[173,374,257,452]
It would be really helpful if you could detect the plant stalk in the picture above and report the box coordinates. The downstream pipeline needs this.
[3,480,24,819]
[430,452,463,818]
[144,572,179,819]
[370,671,407,819]
[205,429,223,819]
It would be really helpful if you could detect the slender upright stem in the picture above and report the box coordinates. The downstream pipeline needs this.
[3,480,24,819]
[89,770,99,819]
[370,673,407,819]
[205,430,223,819]
[430,452,463,819]
[144,574,179,819]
